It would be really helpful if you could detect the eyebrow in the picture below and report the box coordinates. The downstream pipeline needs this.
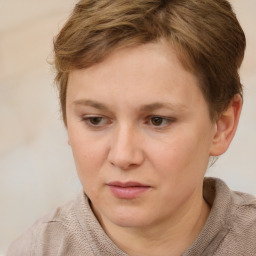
[139,102,187,112]
[72,99,187,112]
[72,99,110,111]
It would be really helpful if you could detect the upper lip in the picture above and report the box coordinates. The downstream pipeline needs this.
[107,181,150,187]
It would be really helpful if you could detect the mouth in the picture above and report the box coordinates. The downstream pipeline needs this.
[107,181,151,199]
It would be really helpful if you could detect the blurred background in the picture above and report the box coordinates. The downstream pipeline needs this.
[0,0,255,254]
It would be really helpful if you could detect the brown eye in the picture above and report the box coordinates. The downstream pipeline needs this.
[150,116,165,126]
[82,116,107,127]
[88,117,104,125]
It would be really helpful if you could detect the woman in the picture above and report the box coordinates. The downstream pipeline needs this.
[7,0,256,255]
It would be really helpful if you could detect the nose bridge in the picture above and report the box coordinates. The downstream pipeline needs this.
[108,122,143,169]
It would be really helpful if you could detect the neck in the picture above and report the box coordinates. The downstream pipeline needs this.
[94,191,210,256]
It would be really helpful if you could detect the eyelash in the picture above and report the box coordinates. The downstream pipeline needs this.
[81,116,110,128]
[81,115,176,129]
[146,116,176,128]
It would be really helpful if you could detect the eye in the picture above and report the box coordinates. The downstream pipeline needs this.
[82,116,108,127]
[148,116,175,127]
[89,117,104,125]
[150,116,166,126]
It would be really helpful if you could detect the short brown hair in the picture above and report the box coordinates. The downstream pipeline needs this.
[54,0,246,125]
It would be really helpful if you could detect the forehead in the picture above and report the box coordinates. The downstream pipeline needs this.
[67,42,207,114]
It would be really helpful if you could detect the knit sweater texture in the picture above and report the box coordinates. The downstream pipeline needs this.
[7,178,256,255]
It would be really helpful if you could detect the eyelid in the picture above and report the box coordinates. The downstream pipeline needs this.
[80,114,175,129]
[147,115,176,127]
[81,114,112,127]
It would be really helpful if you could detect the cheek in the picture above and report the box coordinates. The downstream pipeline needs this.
[71,142,106,199]
[72,145,105,173]
[143,137,203,215]
[68,130,108,185]
[148,134,192,168]
[147,131,209,182]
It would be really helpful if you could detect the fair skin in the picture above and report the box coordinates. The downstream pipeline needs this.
[66,42,242,256]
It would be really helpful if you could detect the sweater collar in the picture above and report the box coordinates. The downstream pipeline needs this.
[183,177,232,255]
[75,192,127,256]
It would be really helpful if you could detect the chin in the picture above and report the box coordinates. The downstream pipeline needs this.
[105,207,153,228]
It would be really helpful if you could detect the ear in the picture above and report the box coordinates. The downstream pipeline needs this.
[210,94,242,156]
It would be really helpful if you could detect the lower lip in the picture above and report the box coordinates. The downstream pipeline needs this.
[108,185,151,199]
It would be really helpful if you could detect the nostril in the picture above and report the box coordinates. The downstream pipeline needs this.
[107,128,144,169]
[108,150,144,170]
[109,155,134,170]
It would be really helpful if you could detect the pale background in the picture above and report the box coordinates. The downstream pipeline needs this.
[0,1,255,254]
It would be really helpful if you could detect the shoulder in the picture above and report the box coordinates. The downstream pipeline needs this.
[212,178,256,254]
[210,177,256,234]
[229,189,256,234]
[205,177,256,220]
[7,192,94,256]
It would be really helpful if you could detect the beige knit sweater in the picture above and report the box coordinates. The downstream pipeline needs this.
[7,178,256,256]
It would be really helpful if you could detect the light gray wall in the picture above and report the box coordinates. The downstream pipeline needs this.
[0,1,255,254]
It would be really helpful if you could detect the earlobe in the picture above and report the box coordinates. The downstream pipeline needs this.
[209,94,242,156]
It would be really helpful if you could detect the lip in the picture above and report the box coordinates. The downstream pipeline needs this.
[107,181,151,199]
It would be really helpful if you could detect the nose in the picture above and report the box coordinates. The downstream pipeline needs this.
[107,125,144,170]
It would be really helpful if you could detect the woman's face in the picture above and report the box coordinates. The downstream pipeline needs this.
[66,42,217,229]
